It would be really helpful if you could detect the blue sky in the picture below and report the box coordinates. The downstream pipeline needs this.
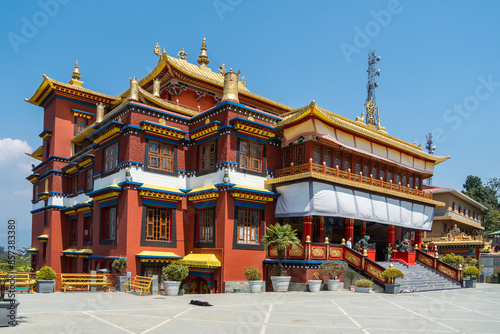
[1,0,499,247]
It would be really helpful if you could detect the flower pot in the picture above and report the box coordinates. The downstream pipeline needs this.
[491,277,499,283]
[116,275,128,292]
[248,280,264,293]
[462,278,476,288]
[384,283,400,294]
[354,286,372,293]
[270,276,291,292]
[0,299,20,327]
[163,281,181,296]
[326,279,340,291]
[37,279,55,293]
[308,280,322,292]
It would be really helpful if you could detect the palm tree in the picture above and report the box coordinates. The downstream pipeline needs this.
[262,223,300,276]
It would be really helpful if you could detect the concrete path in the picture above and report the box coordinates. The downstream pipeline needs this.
[4,283,500,333]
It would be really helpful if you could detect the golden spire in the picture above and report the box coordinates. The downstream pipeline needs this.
[69,60,83,86]
[197,38,210,67]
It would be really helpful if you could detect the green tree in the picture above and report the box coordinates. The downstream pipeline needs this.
[462,175,500,232]
[262,223,300,276]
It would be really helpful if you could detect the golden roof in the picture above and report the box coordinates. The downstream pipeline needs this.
[279,101,450,164]
[25,145,43,161]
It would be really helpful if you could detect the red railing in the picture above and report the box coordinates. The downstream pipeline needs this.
[416,249,462,282]
[275,160,432,200]
[342,247,387,284]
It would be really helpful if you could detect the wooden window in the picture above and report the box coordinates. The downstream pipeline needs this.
[71,174,78,195]
[334,150,342,169]
[146,207,171,242]
[200,140,216,172]
[371,162,378,179]
[396,169,402,184]
[387,167,393,182]
[69,219,77,245]
[295,144,305,165]
[458,205,461,214]
[148,140,174,172]
[379,164,386,181]
[324,147,333,167]
[415,175,420,188]
[283,147,293,167]
[101,206,117,241]
[42,243,47,261]
[354,157,362,175]
[363,160,370,177]
[313,145,322,165]
[83,216,92,243]
[452,202,455,211]
[409,174,414,188]
[86,168,93,191]
[104,143,119,173]
[402,171,408,187]
[75,117,87,135]
[198,208,214,243]
[240,139,263,172]
[237,207,260,244]
[343,153,351,172]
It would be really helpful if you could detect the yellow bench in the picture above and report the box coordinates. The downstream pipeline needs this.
[4,273,36,293]
[61,274,111,292]
[125,276,153,296]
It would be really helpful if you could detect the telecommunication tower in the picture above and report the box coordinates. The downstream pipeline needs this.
[364,50,381,127]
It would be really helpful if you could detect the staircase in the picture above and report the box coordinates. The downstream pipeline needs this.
[377,261,462,293]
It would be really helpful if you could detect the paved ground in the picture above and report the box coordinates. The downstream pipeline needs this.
[4,283,500,334]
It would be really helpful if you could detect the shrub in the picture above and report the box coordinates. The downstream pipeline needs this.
[382,268,405,283]
[268,264,288,277]
[312,271,321,280]
[112,258,127,274]
[491,274,499,279]
[243,266,262,281]
[36,266,56,280]
[463,266,480,277]
[354,279,373,288]
[439,253,465,269]
[318,260,348,280]
[162,264,189,282]
[345,271,356,285]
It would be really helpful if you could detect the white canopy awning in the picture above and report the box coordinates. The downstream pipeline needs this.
[275,181,435,231]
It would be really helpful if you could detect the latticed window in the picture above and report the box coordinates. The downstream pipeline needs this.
[83,216,92,243]
[324,147,333,167]
[75,117,87,135]
[101,206,116,241]
[104,143,118,173]
[240,140,262,172]
[200,140,216,172]
[86,168,93,191]
[295,144,305,165]
[343,153,351,172]
[148,140,174,172]
[237,207,260,244]
[313,145,322,165]
[334,150,342,169]
[283,147,293,167]
[198,208,214,243]
[146,207,171,242]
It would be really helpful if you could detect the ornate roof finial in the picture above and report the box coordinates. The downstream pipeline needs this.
[241,76,246,86]
[154,43,161,56]
[197,38,210,67]
[178,48,188,60]
[219,64,226,75]
[69,60,83,86]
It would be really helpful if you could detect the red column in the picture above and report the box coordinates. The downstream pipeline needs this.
[360,221,366,238]
[345,218,354,241]
[318,217,324,242]
[303,216,313,242]
[387,225,395,247]
[415,230,422,248]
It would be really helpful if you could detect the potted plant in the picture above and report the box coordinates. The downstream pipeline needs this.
[243,266,263,293]
[162,264,189,296]
[490,274,499,284]
[462,266,480,288]
[308,271,322,293]
[112,258,127,292]
[382,268,405,294]
[345,271,356,291]
[383,244,393,261]
[354,279,373,293]
[36,266,56,293]
[262,223,300,292]
[318,260,348,291]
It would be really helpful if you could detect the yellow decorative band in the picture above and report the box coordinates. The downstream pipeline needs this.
[93,191,121,202]
[41,133,52,140]
[78,158,94,168]
[64,210,77,215]
[188,192,219,202]
[190,125,219,140]
[28,176,39,184]
[94,128,122,145]
[139,191,182,202]
[38,193,49,200]
[235,123,275,139]
[231,192,274,203]
[77,207,92,213]
[73,112,92,119]
[142,125,185,140]
[65,166,78,174]
[140,258,172,263]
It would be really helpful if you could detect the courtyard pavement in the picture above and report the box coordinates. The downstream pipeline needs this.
[4,283,500,334]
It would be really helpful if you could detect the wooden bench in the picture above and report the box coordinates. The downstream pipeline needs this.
[61,274,111,292]
[4,273,36,293]
[125,276,153,296]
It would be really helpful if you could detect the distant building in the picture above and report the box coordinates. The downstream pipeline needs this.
[25,40,450,293]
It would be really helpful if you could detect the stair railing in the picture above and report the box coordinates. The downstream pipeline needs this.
[343,247,387,284]
[415,249,463,283]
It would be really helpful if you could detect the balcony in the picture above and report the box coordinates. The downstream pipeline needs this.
[268,159,432,201]
[434,209,483,227]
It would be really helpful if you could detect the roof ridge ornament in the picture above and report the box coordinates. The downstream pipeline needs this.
[154,43,161,56]
[69,60,83,86]
[178,48,188,60]
[197,38,210,67]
